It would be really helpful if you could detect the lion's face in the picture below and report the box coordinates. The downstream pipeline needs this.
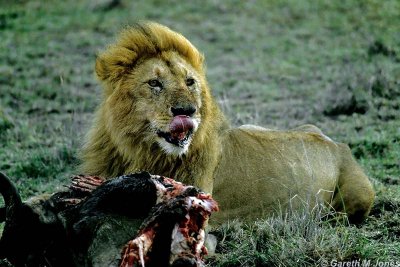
[105,51,204,156]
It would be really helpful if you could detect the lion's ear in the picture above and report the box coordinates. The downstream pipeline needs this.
[95,47,138,86]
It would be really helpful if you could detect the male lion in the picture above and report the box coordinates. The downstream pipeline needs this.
[80,22,374,224]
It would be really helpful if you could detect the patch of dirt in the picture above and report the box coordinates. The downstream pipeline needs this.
[368,40,397,59]
[318,68,399,120]
[320,85,368,116]
[382,176,400,185]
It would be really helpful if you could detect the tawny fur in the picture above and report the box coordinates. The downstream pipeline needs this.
[212,126,375,224]
[80,22,375,224]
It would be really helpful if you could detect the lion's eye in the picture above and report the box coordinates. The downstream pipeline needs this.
[148,79,162,88]
[185,78,195,86]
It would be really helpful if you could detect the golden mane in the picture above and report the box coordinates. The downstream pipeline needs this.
[95,22,204,85]
[81,22,228,193]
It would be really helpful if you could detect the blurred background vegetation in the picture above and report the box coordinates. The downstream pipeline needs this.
[0,0,399,266]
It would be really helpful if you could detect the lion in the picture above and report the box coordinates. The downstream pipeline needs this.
[80,22,375,224]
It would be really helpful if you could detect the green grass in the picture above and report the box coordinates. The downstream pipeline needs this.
[1,0,399,265]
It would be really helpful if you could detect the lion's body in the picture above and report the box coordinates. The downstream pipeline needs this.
[213,127,374,223]
[81,22,374,224]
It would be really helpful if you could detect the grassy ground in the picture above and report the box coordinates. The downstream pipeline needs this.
[1,0,399,266]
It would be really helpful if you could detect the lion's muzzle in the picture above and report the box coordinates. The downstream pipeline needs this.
[157,115,196,149]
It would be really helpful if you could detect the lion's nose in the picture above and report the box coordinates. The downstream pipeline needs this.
[171,105,197,117]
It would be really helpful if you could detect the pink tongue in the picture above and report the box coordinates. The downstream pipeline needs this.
[169,115,194,141]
